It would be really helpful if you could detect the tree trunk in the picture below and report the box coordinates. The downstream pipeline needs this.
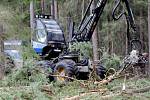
[30,0,35,42]
[0,24,4,80]
[67,16,73,42]
[148,0,150,77]
[82,0,85,19]
[54,0,58,20]
[51,0,58,20]
[90,0,99,61]
[41,0,45,14]
[30,0,35,30]
[51,0,55,19]
[140,8,143,53]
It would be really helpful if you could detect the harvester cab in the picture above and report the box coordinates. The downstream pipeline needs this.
[32,15,65,59]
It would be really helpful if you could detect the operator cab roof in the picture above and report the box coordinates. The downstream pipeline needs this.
[35,15,65,43]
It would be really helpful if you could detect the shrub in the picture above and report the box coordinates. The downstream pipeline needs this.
[100,52,121,70]
[69,42,93,59]
[0,59,49,87]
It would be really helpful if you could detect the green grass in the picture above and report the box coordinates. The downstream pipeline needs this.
[0,77,150,100]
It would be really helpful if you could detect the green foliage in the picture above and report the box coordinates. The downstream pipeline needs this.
[100,52,121,69]
[0,3,30,41]
[1,78,150,100]
[69,42,93,59]
[22,45,39,60]
[0,59,49,87]
[0,83,51,100]
[0,58,52,99]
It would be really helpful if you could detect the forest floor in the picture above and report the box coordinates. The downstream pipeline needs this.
[0,74,150,100]
[0,59,150,100]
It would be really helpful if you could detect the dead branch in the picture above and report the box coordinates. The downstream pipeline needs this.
[111,85,134,91]
[0,86,32,91]
[49,74,88,88]
[100,93,121,99]
[122,75,126,91]
[40,86,53,96]
[94,74,115,85]
[64,92,121,100]
[64,88,107,100]
[93,63,133,85]
[132,86,150,93]
[64,92,98,100]
[0,85,52,91]
[127,86,150,93]
[88,88,108,92]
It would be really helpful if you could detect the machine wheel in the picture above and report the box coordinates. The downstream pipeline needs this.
[96,65,106,79]
[54,59,79,82]
[36,60,55,82]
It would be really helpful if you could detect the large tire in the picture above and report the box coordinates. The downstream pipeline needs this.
[53,59,79,82]
[36,60,55,82]
[75,58,89,80]
[96,65,106,80]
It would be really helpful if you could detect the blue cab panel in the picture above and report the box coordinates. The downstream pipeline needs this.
[32,41,46,54]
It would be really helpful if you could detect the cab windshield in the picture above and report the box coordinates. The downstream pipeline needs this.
[35,19,47,43]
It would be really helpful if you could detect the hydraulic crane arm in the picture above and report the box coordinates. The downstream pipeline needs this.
[112,0,142,53]
[72,0,107,42]
[72,0,141,53]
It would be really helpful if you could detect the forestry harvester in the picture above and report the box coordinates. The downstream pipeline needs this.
[31,0,147,82]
